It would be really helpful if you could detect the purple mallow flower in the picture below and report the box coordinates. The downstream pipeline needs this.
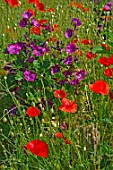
[50,64,60,74]
[28,56,36,63]
[63,70,72,78]
[32,43,50,56]
[66,43,78,54]
[17,42,27,50]
[65,28,74,38]
[3,63,15,74]
[7,43,21,55]
[70,78,80,86]
[30,41,37,50]
[61,123,68,130]
[41,42,50,53]
[74,69,87,81]
[48,98,53,108]
[19,18,28,28]
[60,79,69,85]
[8,105,18,116]
[33,46,45,56]
[107,1,113,7]
[22,11,32,19]
[41,98,46,109]
[64,55,73,65]
[72,18,82,27]
[45,25,54,32]
[24,70,36,82]
[97,24,103,31]
[24,34,29,41]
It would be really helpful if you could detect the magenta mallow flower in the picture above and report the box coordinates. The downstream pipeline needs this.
[66,43,78,54]
[33,46,45,56]
[50,64,60,74]
[65,28,74,38]
[74,69,87,81]
[31,19,40,28]
[24,70,36,82]
[64,55,73,65]
[61,123,68,130]
[33,43,49,56]
[72,18,82,27]
[104,5,111,11]
[7,43,21,55]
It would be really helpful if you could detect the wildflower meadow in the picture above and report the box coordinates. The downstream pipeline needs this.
[0,0,113,169]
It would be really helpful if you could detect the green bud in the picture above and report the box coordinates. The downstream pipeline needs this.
[2,117,7,123]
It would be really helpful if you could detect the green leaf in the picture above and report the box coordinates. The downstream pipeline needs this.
[40,60,50,70]
[15,72,23,81]
[92,45,103,53]
[104,32,113,40]
[33,60,40,70]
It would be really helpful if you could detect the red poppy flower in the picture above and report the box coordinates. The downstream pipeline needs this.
[86,51,96,60]
[54,89,67,99]
[63,138,71,144]
[48,36,57,42]
[89,80,110,95]
[55,132,63,138]
[104,68,113,78]
[39,19,48,26]
[28,0,39,4]
[71,39,78,44]
[81,39,93,46]
[53,24,59,31]
[100,44,110,50]
[76,3,83,9]
[82,7,89,12]
[59,98,77,113]
[36,2,45,12]
[6,0,20,7]
[75,50,83,56]
[89,40,93,46]
[81,39,89,45]
[98,56,111,67]
[30,26,40,35]
[26,139,48,158]
[109,55,113,65]
[47,8,54,13]
[26,106,40,117]
[70,2,76,7]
